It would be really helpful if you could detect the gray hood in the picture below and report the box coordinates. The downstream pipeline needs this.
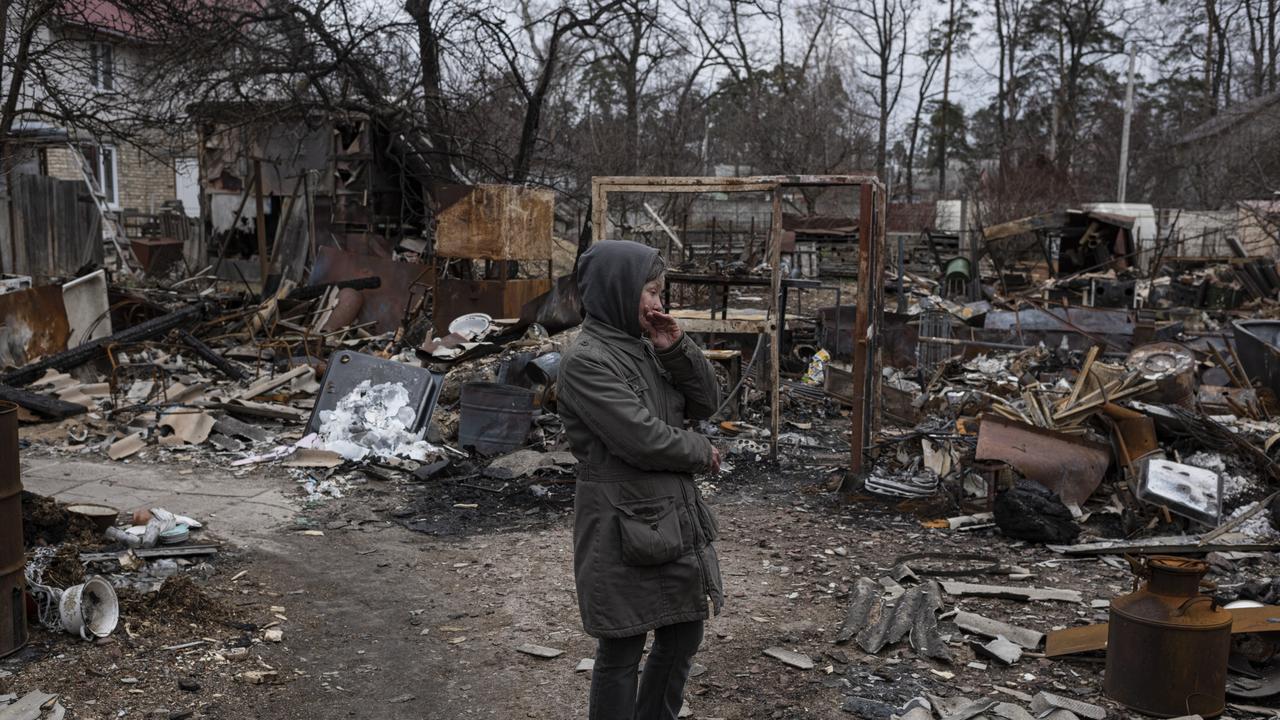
[576,240,657,338]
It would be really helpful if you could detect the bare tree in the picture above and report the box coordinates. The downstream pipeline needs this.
[1026,0,1125,171]
[936,0,974,196]
[991,0,1032,169]
[837,0,916,179]
[471,1,624,182]
[903,21,945,200]
[1241,0,1279,95]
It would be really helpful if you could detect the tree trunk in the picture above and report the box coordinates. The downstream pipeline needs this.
[938,0,956,197]
[624,49,639,175]
[877,65,888,179]
[511,52,559,183]
[405,0,457,183]
[1206,0,1218,114]
[994,0,1007,172]
[1269,0,1277,90]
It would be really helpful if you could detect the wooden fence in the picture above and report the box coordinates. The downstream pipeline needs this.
[0,174,100,280]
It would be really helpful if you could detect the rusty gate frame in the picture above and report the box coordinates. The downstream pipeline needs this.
[589,175,886,475]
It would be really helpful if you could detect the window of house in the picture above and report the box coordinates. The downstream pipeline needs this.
[90,42,114,90]
[81,144,119,207]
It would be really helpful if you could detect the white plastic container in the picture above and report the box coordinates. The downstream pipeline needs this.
[58,576,119,640]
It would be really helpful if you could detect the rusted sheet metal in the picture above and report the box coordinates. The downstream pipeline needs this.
[433,278,552,337]
[984,307,1134,335]
[1126,341,1197,406]
[1197,385,1260,415]
[1,401,28,658]
[0,285,70,368]
[1233,319,1280,399]
[1101,403,1160,469]
[434,184,554,261]
[307,247,431,334]
[850,182,886,476]
[975,415,1112,506]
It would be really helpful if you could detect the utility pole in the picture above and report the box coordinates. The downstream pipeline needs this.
[938,0,957,198]
[1117,44,1137,203]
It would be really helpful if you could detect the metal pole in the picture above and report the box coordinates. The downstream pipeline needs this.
[896,234,906,313]
[1118,44,1137,203]
[253,159,269,288]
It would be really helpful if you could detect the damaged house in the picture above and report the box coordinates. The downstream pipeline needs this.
[0,0,199,281]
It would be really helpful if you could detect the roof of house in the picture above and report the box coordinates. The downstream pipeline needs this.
[1176,91,1280,146]
[57,0,264,40]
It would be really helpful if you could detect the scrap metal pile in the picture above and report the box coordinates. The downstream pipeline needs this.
[858,253,1280,550]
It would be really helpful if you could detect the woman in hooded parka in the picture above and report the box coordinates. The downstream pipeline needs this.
[557,240,725,720]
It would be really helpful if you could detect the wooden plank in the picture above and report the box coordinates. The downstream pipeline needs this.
[235,365,311,400]
[1045,605,1280,657]
[982,212,1070,242]
[79,544,222,562]
[671,318,768,335]
[1062,345,1100,411]
[591,179,607,242]
[592,174,881,188]
[597,182,777,195]
[643,202,684,253]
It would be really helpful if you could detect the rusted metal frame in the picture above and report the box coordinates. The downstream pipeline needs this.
[591,174,881,188]
[769,186,784,459]
[590,175,886,466]
[849,182,885,477]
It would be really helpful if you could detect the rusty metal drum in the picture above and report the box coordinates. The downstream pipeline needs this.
[0,400,28,658]
[1104,556,1232,717]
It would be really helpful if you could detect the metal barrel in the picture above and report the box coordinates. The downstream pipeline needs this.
[526,352,562,387]
[458,383,536,455]
[0,400,28,658]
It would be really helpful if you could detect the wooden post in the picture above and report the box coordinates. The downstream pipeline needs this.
[768,186,783,460]
[591,180,607,243]
[253,159,268,287]
[850,183,876,477]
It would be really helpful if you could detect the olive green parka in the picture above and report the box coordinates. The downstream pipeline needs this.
[558,241,724,639]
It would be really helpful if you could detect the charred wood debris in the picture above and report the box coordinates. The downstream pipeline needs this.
[3,189,1280,719]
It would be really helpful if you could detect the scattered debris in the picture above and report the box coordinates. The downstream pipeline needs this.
[515,643,565,659]
[762,647,815,670]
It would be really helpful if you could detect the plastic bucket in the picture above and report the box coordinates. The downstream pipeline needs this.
[59,576,119,640]
[458,383,536,455]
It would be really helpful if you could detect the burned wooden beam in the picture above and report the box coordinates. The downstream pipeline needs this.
[0,304,205,388]
[287,276,381,302]
[178,331,248,382]
[0,384,86,419]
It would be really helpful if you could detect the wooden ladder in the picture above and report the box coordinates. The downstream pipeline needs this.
[67,142,140,277]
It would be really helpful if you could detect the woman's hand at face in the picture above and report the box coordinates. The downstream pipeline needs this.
[644,308,683,350]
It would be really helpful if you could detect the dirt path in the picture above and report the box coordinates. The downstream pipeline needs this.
[234,479,1125,720]
[15,453,1274,719]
